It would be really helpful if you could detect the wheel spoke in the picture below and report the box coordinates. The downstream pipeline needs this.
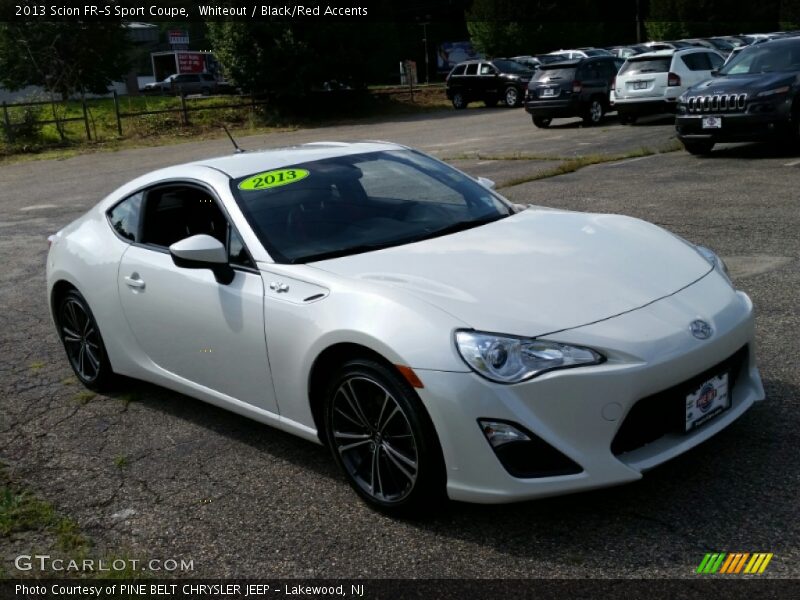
[382,440,417,470]
[333,431,370,440]
[379,405,400,434]
[341,380,371,430]
[62,327,81,343]
[77,345,86,377]
[383,444,416,483]
[64,302,79,331]
[334,406,367,431]
[371,446,383,497]
[337,439,372,453]
[84,346,100,373]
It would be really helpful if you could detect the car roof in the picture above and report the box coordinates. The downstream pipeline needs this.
[190,141,407,179]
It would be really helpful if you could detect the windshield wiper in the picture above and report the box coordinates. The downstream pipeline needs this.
[409,213,510,242]
[293,242,401,264]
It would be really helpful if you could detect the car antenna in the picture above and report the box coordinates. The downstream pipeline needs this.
[222,125,245,153]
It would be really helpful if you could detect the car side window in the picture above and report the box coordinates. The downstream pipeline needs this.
[107,192,143,242]
[228,227,255,268]
[681,53,712,71]
[465,63,478,76]
[479,63,496,75]
[708,53,724,69]
[450,64,466,76]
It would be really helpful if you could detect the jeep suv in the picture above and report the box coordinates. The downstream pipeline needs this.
[525,56,623,127]
[446,59,534,109]
[675,37,800,154]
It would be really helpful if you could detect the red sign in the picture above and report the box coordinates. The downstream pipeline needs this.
[177,52,206,73]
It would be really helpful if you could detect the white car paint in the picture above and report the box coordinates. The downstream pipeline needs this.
[613,48,725,111]
[46,141,764,504]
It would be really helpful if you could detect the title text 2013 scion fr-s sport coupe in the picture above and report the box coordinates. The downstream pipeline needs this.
[47,141,765,515]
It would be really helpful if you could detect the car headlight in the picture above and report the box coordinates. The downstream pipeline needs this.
[454,330,604,384]
[756,85,790,98]
[695,244,732,283]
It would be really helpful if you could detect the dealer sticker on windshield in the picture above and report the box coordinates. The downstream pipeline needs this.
[238,168,309,191]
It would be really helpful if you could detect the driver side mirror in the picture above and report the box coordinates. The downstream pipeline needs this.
[169,234,234,285]
[710,69,720,77]
[476,176,496,190]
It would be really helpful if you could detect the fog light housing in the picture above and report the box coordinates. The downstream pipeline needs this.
[478,419,583,478]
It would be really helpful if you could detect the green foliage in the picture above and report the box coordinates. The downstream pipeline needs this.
[645,0,782,39]
[0,21,131,99]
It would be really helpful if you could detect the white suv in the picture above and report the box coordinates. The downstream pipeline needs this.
[611,48,724,123]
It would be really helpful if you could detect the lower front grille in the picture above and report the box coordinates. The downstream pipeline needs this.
[611,346,748,456]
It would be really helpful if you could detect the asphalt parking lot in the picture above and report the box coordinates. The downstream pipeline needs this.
[1,107,798,578]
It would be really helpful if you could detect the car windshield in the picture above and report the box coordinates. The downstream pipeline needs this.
[492,59,533,74]
[719,41,800,74]
[231,150,511,263]
[619,57,672,75]
[583,49,612,56]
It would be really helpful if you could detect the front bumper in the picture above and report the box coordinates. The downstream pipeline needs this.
[415,272,764,503]
[676,99,793,142]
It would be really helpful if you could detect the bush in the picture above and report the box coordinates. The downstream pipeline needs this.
[2,103,43,143]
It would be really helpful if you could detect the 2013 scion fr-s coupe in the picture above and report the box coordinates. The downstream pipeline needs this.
[46,141,765,515]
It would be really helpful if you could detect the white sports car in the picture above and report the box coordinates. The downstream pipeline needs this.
[46,141,765,514]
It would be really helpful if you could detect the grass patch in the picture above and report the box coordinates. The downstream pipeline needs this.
[113,456,128,469]
[61,376,77,386]
[499,142,682,189]
[73,390,96,405]
[29,361,45,372]
[0,468,90,554]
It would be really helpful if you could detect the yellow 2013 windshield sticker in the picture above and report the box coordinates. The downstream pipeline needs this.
[238,168,309,191]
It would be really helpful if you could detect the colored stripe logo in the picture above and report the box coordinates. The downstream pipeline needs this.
[696,553,773,574]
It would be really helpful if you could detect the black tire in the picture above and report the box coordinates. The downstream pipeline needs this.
[323,358,446,516]
[451,92,467,110]
[484,97,499,108]
[57,289,116,392]
[683,140,715,155]
[504,86,520,107]
[583,97,605,126]
[618,113,637,125]
[532,116,552,128]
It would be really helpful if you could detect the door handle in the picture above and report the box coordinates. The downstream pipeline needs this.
[124,274,146,290]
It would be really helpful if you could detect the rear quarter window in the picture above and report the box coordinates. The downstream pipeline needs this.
[107,192,143,242]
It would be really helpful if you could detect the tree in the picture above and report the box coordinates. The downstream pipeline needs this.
[0,21,131,99]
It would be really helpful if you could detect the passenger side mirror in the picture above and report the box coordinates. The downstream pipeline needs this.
[476,176,496,190]
[169,234,234,285]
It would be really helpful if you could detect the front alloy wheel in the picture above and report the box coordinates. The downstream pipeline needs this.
[324,359,445,515]
[451,92,467,110]
[504,86,519,107]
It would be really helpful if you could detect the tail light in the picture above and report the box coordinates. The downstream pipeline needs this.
[572,80,582,93]
[667,72,681,86]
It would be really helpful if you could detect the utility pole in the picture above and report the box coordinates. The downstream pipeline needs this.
[635,0,642,43]
[421,21,430,84]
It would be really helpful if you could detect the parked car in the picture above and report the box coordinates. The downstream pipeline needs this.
[47,141,764,514]
[681,38,735,55]
[525,56,623,127]
[549,48,613,59]
[446,59,534,109]
[511,55,563,70]
[141,73,221,96]
[612,48,724,123]
[675,37,800,154]
[607,44,650,59]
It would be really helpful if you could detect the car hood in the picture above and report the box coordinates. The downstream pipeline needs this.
[311,210,712,337]
[689,72,794,94]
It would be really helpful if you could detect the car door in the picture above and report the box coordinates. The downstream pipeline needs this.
[463,62,479,98]
[116,182,278,414]
[478,62,500,97]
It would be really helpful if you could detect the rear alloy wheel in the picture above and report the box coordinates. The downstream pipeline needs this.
[532,116,552,128]
[683,140,715,155]
[324,359,445,515]
[583,98,605,125]
[504,86,520,107]
[451,92,467,110]
[58,289,115,391]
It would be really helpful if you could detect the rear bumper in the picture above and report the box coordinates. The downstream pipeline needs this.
[524,97,580,118]
[616,98,676,116]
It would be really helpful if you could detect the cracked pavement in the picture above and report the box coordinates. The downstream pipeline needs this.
[1,108,798,578]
